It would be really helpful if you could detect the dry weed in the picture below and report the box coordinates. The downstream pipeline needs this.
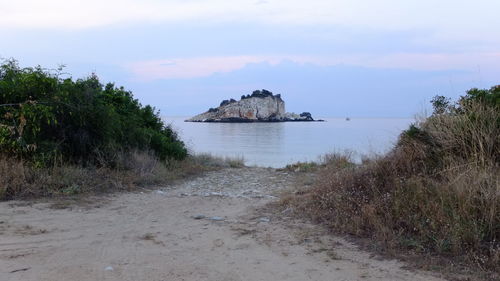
[0,151,243,200]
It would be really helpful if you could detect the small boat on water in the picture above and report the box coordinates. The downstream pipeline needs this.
[346,117,351,121]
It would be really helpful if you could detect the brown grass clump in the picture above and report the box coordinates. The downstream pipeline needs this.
[0,151,243,200]
[281,151,355,173]
[286,94,499,276]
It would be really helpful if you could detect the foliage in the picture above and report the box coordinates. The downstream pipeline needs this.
[0,59,187,166]
[408,85,500,166]
[431,85,499,115]
[430,95,451,114]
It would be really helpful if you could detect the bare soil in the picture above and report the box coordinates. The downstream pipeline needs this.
[0,167,446,281]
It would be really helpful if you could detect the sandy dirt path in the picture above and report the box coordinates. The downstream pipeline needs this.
[0,167,445,281]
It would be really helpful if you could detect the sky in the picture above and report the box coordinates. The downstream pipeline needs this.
[1,0,499,117]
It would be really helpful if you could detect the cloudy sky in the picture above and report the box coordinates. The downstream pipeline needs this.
[1,0,499,117]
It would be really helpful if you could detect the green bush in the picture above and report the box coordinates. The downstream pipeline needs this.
[0,59,187,166]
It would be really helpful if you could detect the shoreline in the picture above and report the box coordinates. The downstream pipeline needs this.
[184,118,326,123]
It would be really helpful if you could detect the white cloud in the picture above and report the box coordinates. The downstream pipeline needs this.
[6,0,497,73]
[127,55,298,80]
[127,52,500,81]
[1,0,499,36]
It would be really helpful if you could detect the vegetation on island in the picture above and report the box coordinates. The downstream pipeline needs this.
[0,60,241,200]
[219,89,278,108]
[284,86,499,277]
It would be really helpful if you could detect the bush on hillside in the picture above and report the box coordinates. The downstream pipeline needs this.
[291,86,499,273]
[0,59,187,166]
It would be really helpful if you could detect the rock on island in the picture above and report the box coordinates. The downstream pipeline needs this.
[186,89,320,122]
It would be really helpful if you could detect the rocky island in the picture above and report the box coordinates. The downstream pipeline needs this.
[186,89,321,122]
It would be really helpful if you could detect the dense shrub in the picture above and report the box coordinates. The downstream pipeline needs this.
[291,86,499,274]
[0,59,187,166]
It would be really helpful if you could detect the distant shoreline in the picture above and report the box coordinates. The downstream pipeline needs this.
[185,118,325,123]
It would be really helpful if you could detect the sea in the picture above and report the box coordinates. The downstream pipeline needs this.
[163,117,414,168]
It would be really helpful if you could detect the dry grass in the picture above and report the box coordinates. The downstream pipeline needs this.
[281,161,320,173]
[0,151,244,200]
[284,103,499,278]
[280,151,355,173]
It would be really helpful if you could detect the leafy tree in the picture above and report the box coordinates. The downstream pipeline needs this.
[0,59,187,166]
[430,95,451,115]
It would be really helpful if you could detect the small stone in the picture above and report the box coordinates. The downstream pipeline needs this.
[213,239,224,247]
[209,216,225,221]
[259,217,270,223]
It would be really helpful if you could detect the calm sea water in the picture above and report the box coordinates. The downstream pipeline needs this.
[164,117,413,168]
